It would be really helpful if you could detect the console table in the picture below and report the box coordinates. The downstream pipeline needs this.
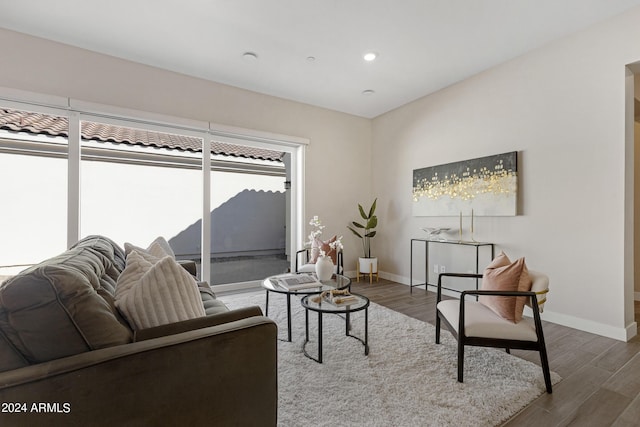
[409,239,494,293]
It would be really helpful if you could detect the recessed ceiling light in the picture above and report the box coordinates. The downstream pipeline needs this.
[307,56,316,62]
[243,52,258,61]
[362,89,375,96]
[363,52,377,62]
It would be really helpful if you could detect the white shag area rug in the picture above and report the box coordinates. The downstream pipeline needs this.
[220,291,560,427]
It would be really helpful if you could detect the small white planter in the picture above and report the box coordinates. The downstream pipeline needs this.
[358,257,378,283]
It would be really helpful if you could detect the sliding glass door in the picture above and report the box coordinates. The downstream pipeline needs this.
[0,102,302,289]
[0,109,68,281]
[79,123,203,267]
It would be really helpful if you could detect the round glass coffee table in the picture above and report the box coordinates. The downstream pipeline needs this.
[300,293,370,363]
[261,273,351,342]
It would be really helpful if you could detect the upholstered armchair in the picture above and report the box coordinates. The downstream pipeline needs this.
[435,269,552,393]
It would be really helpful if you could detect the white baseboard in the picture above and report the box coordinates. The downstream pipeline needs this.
[540,310,636,342]
[213,280,262,294]
[377,272,637,342]
[379,270,407,284]
[626,322,639,341]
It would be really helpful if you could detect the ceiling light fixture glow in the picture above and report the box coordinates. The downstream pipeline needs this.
[363,52,377,61]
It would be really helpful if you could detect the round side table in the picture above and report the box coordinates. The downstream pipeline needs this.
[300,293,370,363]
[261,274,351,342]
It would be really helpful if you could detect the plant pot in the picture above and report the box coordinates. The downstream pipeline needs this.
[358,257,378,274]
[358,257,378,284]
[315,256,334,281]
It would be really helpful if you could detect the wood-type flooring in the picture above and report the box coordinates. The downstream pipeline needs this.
[349,278,640,427]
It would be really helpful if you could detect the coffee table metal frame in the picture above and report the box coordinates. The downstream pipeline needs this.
[300,293,370,363]
[261,273,351,342]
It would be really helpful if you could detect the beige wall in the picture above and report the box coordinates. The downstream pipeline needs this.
[372,7,640,340]
[2,7,640,340]
[0,28,372,272]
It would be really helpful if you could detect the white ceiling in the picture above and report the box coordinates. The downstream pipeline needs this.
[2,0,640,118]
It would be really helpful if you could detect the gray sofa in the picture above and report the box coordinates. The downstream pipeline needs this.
[0,235,277,426]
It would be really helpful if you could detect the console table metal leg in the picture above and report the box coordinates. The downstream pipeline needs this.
[410,239,414,294]
[475,247,480,291]
[425,241,429,292]
[410,239,430,294]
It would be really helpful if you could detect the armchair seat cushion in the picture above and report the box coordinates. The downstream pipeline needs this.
[297,263,341,274]
[437,299,538,341]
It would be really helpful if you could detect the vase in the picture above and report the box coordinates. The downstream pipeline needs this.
[315,256,334,281]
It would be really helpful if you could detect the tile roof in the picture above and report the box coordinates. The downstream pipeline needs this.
[0,109,284,162]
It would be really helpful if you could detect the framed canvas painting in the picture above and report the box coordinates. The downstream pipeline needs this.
[412,151,517,216]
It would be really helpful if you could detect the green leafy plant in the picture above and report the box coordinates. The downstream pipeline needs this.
[347,198,378,258]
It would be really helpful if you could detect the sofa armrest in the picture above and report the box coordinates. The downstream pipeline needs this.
[134,305,264,341]
[177,259,197,276]
[0,316,277,426]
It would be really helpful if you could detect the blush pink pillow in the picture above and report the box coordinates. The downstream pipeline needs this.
[479,251,532,323]
[309,235,337,264]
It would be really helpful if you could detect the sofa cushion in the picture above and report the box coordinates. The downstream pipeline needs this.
[115,255,206,330]
[0,329,28,372]
[72,235,127,279]
[198,282,229,316]
[69,235,130,326]
[0,243,133,369]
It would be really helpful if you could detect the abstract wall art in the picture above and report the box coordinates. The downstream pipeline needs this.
[412,151,518,216]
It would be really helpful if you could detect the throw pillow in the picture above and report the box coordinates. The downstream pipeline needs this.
[124,236,175,260]
[115,255,206,330]
[124,243,160,264]
[479,251,532,323]
[309,235,338,264]
[115,251,153,303]
[148,236,175,258]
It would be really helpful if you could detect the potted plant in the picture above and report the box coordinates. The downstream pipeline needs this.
[347,199,378,279]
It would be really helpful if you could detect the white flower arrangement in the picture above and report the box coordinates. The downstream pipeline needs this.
[307,216,343,258]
